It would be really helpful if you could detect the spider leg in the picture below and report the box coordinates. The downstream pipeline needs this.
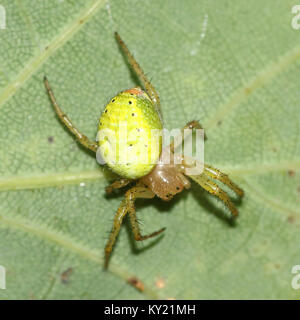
[104,185,165,268]
[189,174,239,217]
[125,186,166,241]
[44,76,98,153]
[114,32,162,118]
[106,178,132,194]
[170,120,206,153]
[204,164,244,197]
[104,199,128,269]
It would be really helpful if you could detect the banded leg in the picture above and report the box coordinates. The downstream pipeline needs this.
[204,164,244,197]
[44,76,98,153]
[104,199,128,268]
[114,32,162,117]
[106,178,131,194]
[125,186,166,241]
[189,174,239,217]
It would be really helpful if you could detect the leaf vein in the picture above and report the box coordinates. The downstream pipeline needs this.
[0,0,106,110]
[205,44,300,130]
[0,214,159,299]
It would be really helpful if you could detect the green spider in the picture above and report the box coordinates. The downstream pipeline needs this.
[44,32,244,268]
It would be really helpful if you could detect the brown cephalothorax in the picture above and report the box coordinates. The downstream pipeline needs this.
[140,144,191,202]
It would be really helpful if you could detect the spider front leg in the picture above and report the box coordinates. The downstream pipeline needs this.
[104,199,128,269]
[104,185,166,269]
[203,164,244,197]
[189,174,239,217]
[44,76,98,153]
[170,120,206,153]
[125,186,166,241]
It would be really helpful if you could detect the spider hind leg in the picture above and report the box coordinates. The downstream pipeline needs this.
[44,76,98,153]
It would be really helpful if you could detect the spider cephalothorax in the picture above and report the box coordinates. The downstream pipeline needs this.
[44,32,244,269]
[140,152,191,202]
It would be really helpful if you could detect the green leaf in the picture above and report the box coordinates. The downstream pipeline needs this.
[0,0,299,299]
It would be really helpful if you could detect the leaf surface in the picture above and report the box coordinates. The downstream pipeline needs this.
[0,0,299,299]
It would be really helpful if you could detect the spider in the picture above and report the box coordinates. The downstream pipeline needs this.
[44,32,244,269]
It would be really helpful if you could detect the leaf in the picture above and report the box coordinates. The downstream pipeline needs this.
[0,0,299,299]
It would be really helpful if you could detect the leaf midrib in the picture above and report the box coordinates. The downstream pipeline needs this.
[0,160,299,191]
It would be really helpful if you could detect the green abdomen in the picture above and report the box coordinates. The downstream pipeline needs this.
[97,90,162,179]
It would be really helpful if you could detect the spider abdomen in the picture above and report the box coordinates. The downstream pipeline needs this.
[97,88,163,179]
